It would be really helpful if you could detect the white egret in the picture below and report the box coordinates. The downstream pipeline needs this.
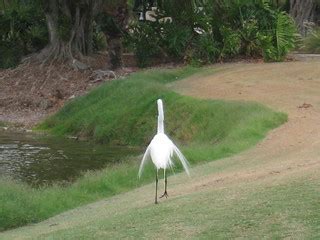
[139,99,190,204]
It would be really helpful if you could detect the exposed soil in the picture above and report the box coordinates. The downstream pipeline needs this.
[171,61,320,194]
[0,54,138,127]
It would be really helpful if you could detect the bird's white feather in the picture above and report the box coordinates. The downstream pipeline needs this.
[157,99,164,134]
[172,144,190,175]
[138,99,190,177]
[138,145,151,178]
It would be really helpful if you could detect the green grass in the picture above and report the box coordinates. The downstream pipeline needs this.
[0,161,153,231]
[2,165,318,239]
[30,174,319,239]
[0,66,287,231]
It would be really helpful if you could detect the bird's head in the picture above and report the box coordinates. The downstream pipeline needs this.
[157,99,163,108]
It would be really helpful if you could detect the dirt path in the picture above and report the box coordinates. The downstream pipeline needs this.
[171,61,320,192]
[2,62,320,239]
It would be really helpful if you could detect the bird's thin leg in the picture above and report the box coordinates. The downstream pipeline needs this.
[160,169,168,198]
[155,169,158,204]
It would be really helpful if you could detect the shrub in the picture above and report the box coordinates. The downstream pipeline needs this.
[126,0,297,66]
[125,22,164,67]
[190,33,220,64]
[93,31,107,51]
[162,22,193,60]
[261,11,297,61]
[239,18,263,56]
[220,26,242,58]
[0,40,23,68]
[0,2,47,68]
[303,27,320,53]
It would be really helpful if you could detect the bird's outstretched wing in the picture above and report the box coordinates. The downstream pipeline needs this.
[138,145,151,178]
[172,144,190,176]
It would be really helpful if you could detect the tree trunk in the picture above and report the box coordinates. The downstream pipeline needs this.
[38,0,100,67]
[107,36,123,69]
[39,0,129,69]
[84,2,94,55]
[290,0,315,36]
[101,1,128,70]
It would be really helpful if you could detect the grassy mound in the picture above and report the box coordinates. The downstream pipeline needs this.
[40,67,286,164]
[0,67,286,231]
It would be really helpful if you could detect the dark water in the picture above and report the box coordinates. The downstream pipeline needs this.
[0,130,140,186]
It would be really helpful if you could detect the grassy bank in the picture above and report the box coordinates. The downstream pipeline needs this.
[0,67,286,231]
[4,169,318,239]
[12,173,317,239]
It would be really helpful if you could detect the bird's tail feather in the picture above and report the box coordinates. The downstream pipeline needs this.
[172,144,190,175]
[138,145,151,178]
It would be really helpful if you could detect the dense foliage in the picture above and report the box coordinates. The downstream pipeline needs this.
[126,0,298,66]
[0,1,47,68]
[0,0,299,69]
[0,0,126,69]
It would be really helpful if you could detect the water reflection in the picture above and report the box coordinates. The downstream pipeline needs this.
[0,130,139,186]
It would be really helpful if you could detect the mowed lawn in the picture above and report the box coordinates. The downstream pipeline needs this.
[2,151,319,239]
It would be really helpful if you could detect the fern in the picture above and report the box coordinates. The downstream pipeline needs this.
[274,11,297,60]
[263,11,297,61]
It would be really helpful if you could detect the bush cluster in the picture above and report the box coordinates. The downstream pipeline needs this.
[0,3,48,68]
[126,0,297,67]
[0,0,298,69]
[303,27,320,53]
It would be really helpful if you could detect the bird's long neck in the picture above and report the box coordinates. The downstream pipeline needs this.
[157,100,164,134]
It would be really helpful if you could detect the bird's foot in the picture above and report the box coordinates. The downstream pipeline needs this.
[160,191,169,199]
[155,200,158,204]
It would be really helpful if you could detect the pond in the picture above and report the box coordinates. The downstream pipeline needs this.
[0,130,140,186]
